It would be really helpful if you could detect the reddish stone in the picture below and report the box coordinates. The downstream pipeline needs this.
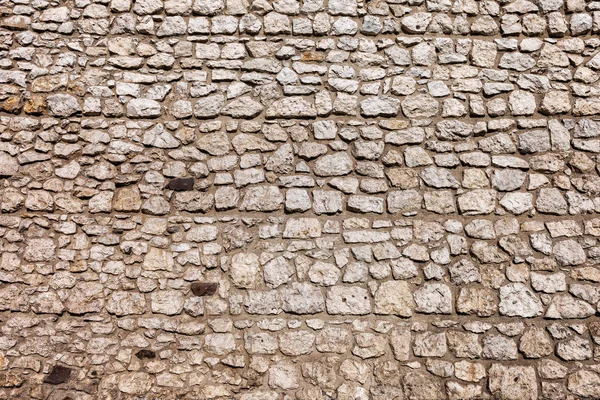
[0,96,22,114]
[24,96,46,115]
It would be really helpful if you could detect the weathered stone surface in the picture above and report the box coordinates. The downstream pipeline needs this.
[279,331,315,356]
[173,192,214,212]
[454,361,485,383]
[316,326,352,354]
[127,99,161,118]
[269,362,299,389]
[66,282,105,314]
[545,294,595,319]
[402,95,439,118]
[413,332,447,357]
[266,98,317,118]
[194,95,224,118]
[0,1,598,397]
[118,372,153,395]
[264,256,294,288]
[414,283,452,314]
[204,334,236,355]
[483,333,518,360]
[281,283,325,314]
[230,253,261,289]
[24,238,55,262]
[553,239,586,266]
[326,287,371,315]
[47,94,79,117]
[143,247,174,271]
[447,331,482,359]
[456,287,497,317]
[222,96,264,118]
[106,291,146,316]
[360,96,400,117]
[488,365,538,400]
[282,218,321,239]
[374,281,413,316]
[196,132,231,156]
[313,152,353,176]
[403,372,444,400]
[567,370,600,398]
[556,337,592,361]
[536,188,568,215]
[240,186,284,211]
[457,190,496,215]
[387,190,422,213]
[151,290,184,315]
[113,186,142,211]
[499,283,543,318]
[0,153,19,177]
[519,328,553,358]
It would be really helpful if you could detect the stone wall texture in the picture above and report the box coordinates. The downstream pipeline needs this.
[2,0,600,398]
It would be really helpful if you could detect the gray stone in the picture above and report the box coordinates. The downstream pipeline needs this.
[457,190,496,215]
[499,283,543,318]
[221,96,264,118]
[488,365,538,400]
[567,370,600,398]
[107,292,146,316]
[374,281,413,316]
[360,96,400,117]
[240,186,284,212]
[127,99,161,118]
[414,283,452,314]
[266,98,317,118]
[47,94,80,117]
[151,290,184,315]
[0,153,19,177]
[313,152,353,176]
[553,239,586,266]
[230,253,261,289]
[280,283,325,314]
[326,286,371,315]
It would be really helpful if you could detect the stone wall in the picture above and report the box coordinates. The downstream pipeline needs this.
[1,0,600,398]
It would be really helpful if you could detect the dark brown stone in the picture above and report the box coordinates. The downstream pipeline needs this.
[44,365,72,385]
[167,225,181,233]
[191,282,218,296]
[135,349,156,359]
[166,178,194,191]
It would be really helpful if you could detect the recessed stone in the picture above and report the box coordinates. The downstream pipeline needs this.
[191,282,218,296]
[166,178,194,191]
[43,365,72,385]
[135,350,156,359]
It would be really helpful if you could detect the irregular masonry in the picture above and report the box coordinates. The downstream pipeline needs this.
[1,0,600,398]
